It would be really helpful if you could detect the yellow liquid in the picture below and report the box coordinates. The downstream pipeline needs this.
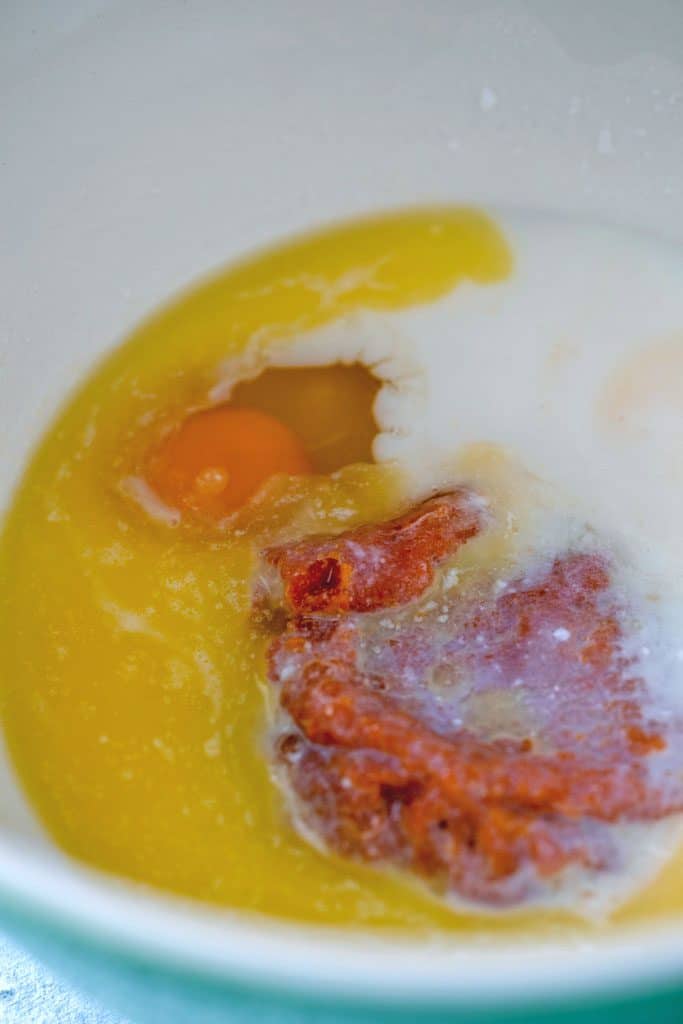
[0,207,678,936]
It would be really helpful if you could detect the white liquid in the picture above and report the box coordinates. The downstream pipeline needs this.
[235,213,683,600]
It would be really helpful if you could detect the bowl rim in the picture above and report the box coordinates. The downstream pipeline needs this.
[0,835,680,1008]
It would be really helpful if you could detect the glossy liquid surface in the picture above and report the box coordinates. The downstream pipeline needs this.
[2,208,681,935]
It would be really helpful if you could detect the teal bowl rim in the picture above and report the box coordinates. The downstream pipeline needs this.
[0,835,680,1011]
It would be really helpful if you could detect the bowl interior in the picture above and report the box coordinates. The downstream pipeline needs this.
[1,0,683,1005]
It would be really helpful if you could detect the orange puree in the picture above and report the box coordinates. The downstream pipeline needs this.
[262,493,683,907]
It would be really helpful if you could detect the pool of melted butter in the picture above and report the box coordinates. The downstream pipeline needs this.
[1,207,680,936]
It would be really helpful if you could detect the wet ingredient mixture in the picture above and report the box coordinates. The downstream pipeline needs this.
[261,492,683,909]
[3,207,683,934]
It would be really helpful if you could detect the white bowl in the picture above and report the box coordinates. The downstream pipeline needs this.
[1,4,682,1021]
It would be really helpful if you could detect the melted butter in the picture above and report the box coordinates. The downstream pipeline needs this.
[2,206,679,936]
[0,207,516,932]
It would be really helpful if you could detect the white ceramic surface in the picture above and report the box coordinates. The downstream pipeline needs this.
[1,0,683,1007]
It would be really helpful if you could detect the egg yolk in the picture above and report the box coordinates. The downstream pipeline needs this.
[229,365,380,474]
[146,405,312,519]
